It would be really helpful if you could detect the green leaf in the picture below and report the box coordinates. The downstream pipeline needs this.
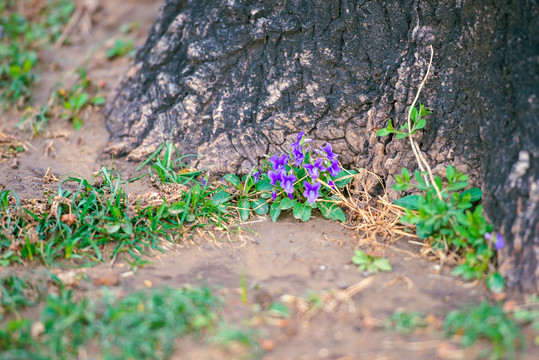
[395,133,408,139]
[401,168,411,182]
[392,183,412,192]
[255,179,272,192]
[243,175,255,193]
[414,118,426,130]
[386,118,395,130]
[372,258,392,272]
[460,188,482,202]
[409,106,419,121]
[453,225,472,240]
[446,181,468,192]
[394,194,420,210]
[251,198,269,215]
[75,93,89,110]
[110,206,122,220]
[270,201,281,222]
[105,223,121,234]
[22,59,33,73]
[73,116,83,130]
[446,165,456,182]
[292,202,311,222]
[280,197,296,210]
[434,176,443,192]
[416,223,433,239]
[268,303,290,318]
[318,202,346,222]
[223,174,241,188]
[377,128,391,137]
[9,65,21,77]
[333,169,358,188]
[92,96,106,105]
[212,189,230,204]
[352,249,370,265]
[419,103,431,117]
[120,221,133,235]
[238,196,250,221]
[486,272,505,293]
[167,202,186,215]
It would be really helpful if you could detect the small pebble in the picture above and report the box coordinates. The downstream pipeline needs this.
[260,339,275,352]
[318,348,329,357]
[31,321,45,339]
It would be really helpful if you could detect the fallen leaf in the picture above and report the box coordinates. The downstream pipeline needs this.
[502,299,516,313]
[260,339,275,352]
[93,272,119,286]
[61,213,77,225]
[57,270,84,286]
[31,322,45,339]
[436,341,463,359]
[492,291,506,302]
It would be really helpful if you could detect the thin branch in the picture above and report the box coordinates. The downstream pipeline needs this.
[406,45,443,200]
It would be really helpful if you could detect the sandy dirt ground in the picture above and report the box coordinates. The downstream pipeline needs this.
[0,1,537,359]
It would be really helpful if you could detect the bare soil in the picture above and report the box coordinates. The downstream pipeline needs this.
[0,1,537,359]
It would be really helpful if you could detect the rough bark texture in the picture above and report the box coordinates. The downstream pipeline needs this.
[105,0,538,291]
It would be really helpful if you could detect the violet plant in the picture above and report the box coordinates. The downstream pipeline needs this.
[220,132,356,222]
[261,132,356,222]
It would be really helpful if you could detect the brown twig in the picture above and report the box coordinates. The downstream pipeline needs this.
[406,45,443,200]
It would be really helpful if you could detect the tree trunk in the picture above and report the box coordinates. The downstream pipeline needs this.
[105,0,538,291]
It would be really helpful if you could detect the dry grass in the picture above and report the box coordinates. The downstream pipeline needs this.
[333,170,416,247]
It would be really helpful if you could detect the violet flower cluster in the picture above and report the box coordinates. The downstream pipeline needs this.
[484,232,505,251]
[265,132,342,204]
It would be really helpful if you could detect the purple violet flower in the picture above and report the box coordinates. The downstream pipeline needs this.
[271,191,277,201]
[484,232,505,251]
[269,154,289,170]
[280,172,297,197]
[321,142,338,161]
[304,158,326,179]
[268,169,284,186]
[327,159,341,177]
[292,146,305,166]
[495,233,505,250]
[292,132,305,148]
[252,171,260,183]
[303,181,321,204]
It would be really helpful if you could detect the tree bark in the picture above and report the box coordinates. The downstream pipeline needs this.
[105,0,538,291]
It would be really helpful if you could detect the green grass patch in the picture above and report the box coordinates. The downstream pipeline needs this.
[0,0,75,109]
[0,285,223,359]
[1,167,184,266]
[444,301,525,360]
[384,309,428,334]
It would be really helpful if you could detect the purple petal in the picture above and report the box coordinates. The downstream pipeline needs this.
[303,181,321,204]
[495,233,505,250]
